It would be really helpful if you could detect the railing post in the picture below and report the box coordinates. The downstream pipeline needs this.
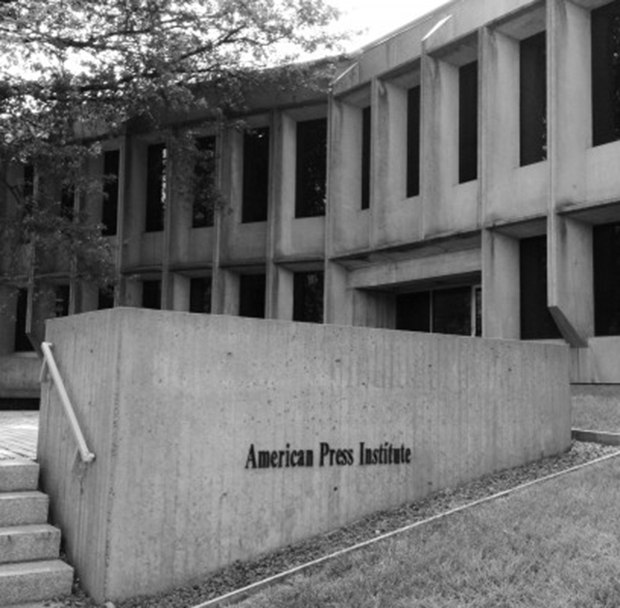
[40,341,95,464]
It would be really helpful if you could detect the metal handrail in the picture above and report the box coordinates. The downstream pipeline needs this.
[39,341,95,464]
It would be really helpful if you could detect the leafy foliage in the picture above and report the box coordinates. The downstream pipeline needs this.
[0,0,344,288]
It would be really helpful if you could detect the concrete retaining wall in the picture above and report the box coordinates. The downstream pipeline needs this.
[0,355,41,399]
[38,308,571,602]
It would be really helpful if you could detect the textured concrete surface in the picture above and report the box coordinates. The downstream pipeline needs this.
[0,356,40,400]
[39,308,571,603]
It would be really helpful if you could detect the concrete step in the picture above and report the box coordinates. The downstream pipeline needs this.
[0,492,48,527]
[0,460,39,492]
[0,524,61,564]
[0,560,73,605]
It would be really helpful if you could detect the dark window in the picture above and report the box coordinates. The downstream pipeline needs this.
[396,291,431,332]
[407,86,421,198]
[242,128,269,223]
[189,277,212,313]
[54,285,70,318]
[98,286,115,310]
[459,61,478,183]
[193,136,217,228]
[475,286,482,337]
[520,236,560,339]
[293,271,324,323]
[594,222,620,335]
[60,185,75,220]
[361,106,372,209]
[23,165,34,199]
[396,286,480,336]
[142,280,161,309]
[102,150,120,236]
[239,274,266,318]
[520,32,547,166]
[14,288,34,352]
[295,119,327,218]
[592,1,620,146]
[433,287,472,336]
[145,143,166,232]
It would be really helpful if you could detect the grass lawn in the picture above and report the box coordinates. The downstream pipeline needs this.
[572,388,620,432]
[233,455,620,608]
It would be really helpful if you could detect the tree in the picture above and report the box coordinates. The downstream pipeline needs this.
[0,0,344,346]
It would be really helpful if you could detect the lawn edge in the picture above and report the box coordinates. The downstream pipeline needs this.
[191,449,620,608]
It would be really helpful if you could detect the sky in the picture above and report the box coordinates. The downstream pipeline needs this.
[330,0,453,51]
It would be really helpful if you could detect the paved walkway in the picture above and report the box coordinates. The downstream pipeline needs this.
[0,410,38,460]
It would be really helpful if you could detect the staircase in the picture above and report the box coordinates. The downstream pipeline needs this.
[0,460,73,606]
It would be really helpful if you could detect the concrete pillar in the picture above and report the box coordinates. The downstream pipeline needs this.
[120,137,146,271]
[548,216,594,344]
[270,266,294,321]
[171,274,190,311]
[327,95,372,256]
[265,110,281,320]
[375,79,408,208]
[324,261,352,326]
[0,287,18,355]
[480,26,520,226]
[30,283,55,347]
[160,135,175,311]
[421,51,458,239]
[214,269,240,316]
[167,145,192,267]
[273,112,296,246]
[210,120,232,320]
[547,0,592,346]
[79,285,99,313]
[372,78,410,245]
[114,136,129,307]
[352,290,395,329]
[482,230,520,340]
[217,126,243,263]
[84,154,104,236]
[122,278,142,308]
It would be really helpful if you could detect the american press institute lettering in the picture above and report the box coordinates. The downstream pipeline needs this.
[245,442,412,469]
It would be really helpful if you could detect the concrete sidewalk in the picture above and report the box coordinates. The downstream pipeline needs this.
[0,410,38,460]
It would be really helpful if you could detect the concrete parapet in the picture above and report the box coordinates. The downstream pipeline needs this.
[38,308,571,603]
[0,356,41,400]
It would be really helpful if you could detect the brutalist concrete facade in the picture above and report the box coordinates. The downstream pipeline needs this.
[3,0,620,392]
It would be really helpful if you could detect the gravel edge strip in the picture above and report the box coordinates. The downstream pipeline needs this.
[58,441,620,608]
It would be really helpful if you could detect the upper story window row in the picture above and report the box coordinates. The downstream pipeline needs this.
[138,118,328,232]
[241,118,328,223]
[348,0,620,208]
[20,2,620,236]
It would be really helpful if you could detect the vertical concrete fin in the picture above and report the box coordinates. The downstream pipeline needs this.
[549,305,587,348]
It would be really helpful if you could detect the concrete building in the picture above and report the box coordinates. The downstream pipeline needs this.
[3,0,620,400]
